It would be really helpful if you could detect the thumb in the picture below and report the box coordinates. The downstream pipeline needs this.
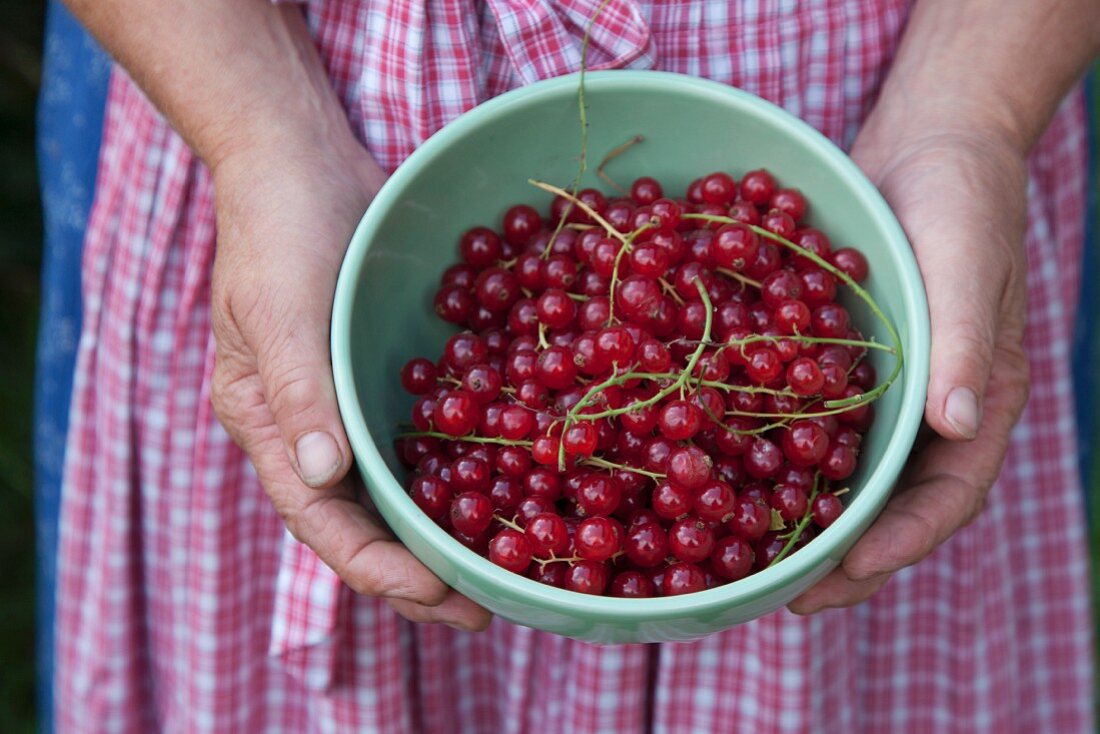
[250,264,352,489]
[916,234,1005,442]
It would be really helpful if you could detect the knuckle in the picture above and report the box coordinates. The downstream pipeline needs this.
[346,550,394,597]
[959,481,994,528]
[266,361,324,426]
[347,566,385,597]
[1001,353,1031,417]
[947,324,996,374]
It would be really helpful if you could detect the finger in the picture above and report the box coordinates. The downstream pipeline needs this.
[291,485,451,605]
[789,353,1026,611]
[867,148,1026,443]
[787,567,890,615]
[232,395,452,606]
[843,354,1025,581]
[232,258,352,490]
[918,240,1002,441]
[386,591,493,632]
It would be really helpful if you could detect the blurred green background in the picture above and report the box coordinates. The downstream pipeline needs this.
[0,0,46,730]
[0,2,1096,732]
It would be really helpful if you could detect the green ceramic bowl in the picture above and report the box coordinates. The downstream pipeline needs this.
[332,71,929,643]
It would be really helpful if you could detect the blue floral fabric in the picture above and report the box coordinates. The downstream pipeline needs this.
[1074,74,1098,509]
[35,2,109,731]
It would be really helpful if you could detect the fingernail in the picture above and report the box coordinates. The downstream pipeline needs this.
[295,431,342,487]
[944,387,980,439]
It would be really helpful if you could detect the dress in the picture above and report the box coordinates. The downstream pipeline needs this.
[55,1,1095,731]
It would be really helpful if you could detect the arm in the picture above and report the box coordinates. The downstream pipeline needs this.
[792,0,1100,612]
[63,0,490,630]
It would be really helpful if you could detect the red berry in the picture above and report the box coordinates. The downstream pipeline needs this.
[630,176,663,205]
[523,467,562,501]
[563,421,599,458]
[770,484,809,522]
[529,562,567,588]
[461,363,503,403]
[745,347,782,384]
[499,404,534,440]
[610,571,655,598]
[727,498,770,540]
[649,198,682,230]
[459,226,502,266]
[564,560,610,595]
[536,289,577,329]
[761,270,803,308]
[450,455,491,493]
[475,267,520,312]
[433,285,474,324]
[669,517,716,563]
[781,420,829,467]
[444,332,488,371]
[542,254,578,290]
[819,442,857,480]
[831,247,869,282]
[410,475,453,520]
[693,479,736,522]
[525,513,570,556]
[711,536,754,580]
[666,445,712,489]
[450,491,494,536]
[637,338,672,372]
[595,326,636,366]
[652,480,694,520]
[578,297,611,332]
[662,562,706,595]
[488,476,523,512]
[489,529,532,573]
[502,204,542,245]
[769,188,807,221]
[811,303,850,338]
[787,357,824,396]
[629,243,670,279]
[531,434,561,466]
[401,358,438,395]
[743,437,783,478]
[624,522,669,567]
[535,345,577,389]
[812,493,844,527]
[576,473,622,516]
[575,516,623,562]
[658,399,703,441]
[701,171,737,205]
[433,391,478,436]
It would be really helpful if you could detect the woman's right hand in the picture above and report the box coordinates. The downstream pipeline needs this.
[209,137,492,632]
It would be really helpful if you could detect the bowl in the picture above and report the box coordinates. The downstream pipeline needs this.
[331,70,929,643]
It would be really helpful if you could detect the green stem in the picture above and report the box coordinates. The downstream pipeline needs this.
[715,267,761,289]
[529,179,628,244]
[684,211,904,410]
[555,279,713,469]
[768,475,822,568]
[494,514,526,533]
[398,431,532,448]
[540,0,613,259]
[584,456,665,480]
[723,333,894,354]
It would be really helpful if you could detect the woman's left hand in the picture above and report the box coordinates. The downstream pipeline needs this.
[788,125,1032,613]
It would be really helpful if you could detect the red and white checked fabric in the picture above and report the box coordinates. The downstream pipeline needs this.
[55,1,1094,731]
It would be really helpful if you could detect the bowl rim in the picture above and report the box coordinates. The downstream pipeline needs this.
[331,69,930,621]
